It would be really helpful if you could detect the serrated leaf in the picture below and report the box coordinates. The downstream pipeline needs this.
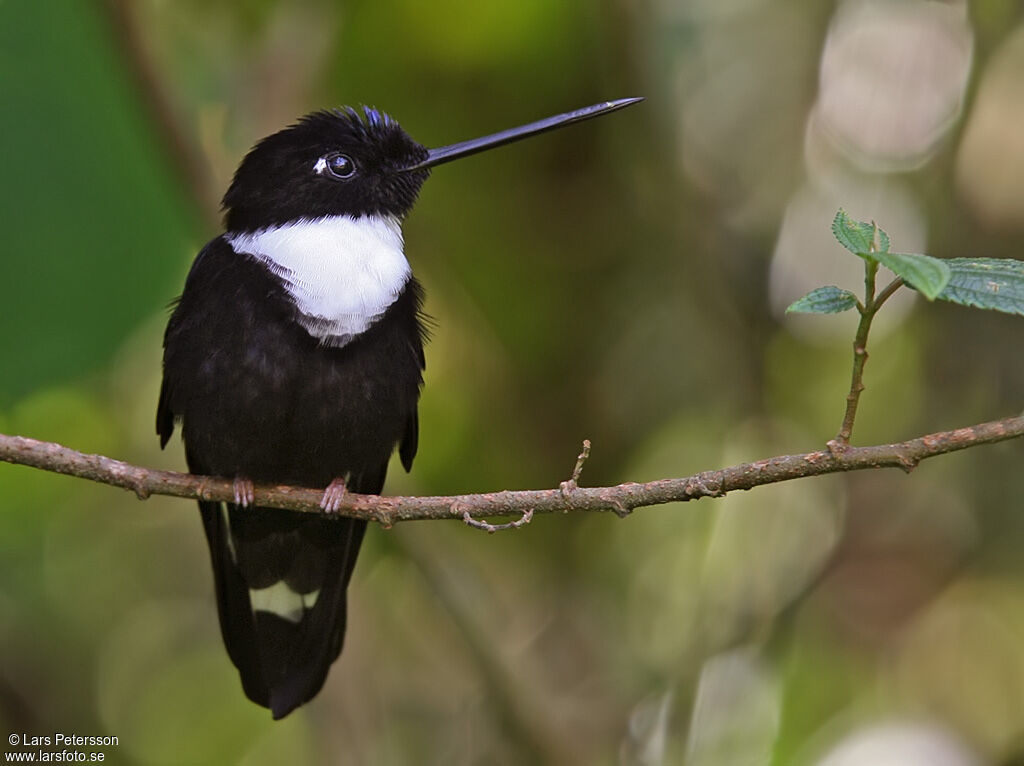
[831,210,890,255]
[877,227,891,254]
[936,258,1024,315]
[873,252,950,300]
[786,286,858,314]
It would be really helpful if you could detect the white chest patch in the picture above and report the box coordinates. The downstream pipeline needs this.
[226,214,410,346]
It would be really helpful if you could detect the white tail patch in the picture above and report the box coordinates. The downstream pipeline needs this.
[221,505,321,623]
[226,214,410,346]
[249,581,322,623]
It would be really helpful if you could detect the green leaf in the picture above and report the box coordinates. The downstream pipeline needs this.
[831,210,890,255]
[786,286,859,314]
[873,252,950,300]
[936,258,1024,315]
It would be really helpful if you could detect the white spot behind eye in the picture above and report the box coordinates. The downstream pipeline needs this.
[313,157,328,175]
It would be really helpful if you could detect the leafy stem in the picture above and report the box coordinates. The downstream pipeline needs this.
[833,260,883,449]
[789,209,1024,450]
[832,254,906,448]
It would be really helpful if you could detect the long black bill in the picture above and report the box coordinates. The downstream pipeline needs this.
[402,97,643,172]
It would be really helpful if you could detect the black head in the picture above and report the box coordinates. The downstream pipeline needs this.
[223,106,430,232]
[222,98,644,233]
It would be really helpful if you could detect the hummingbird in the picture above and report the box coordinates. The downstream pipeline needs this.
[157,97,642,719]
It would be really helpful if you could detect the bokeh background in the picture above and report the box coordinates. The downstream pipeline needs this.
[3,0,1024,763]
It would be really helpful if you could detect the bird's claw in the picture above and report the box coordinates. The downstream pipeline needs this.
[233,477,255,508]
[321,478,347,513]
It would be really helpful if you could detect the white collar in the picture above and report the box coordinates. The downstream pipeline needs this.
[226,214,410,346]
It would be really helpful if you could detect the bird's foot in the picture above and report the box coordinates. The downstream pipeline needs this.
[320,478,348,513]
[233,477,255,508]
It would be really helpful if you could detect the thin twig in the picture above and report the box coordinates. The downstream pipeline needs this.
[873,276,905,310]
[2,416,1022,523]
[462,509,534,533]
[570,440,591,483]
[559,439,591,499]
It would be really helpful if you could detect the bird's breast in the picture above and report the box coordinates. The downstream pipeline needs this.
[164,238,424,484]
[226,214,411,347]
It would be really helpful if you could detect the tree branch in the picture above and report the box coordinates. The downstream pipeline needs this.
[3,416,1022,526]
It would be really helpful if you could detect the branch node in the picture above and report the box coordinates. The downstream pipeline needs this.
[374,508,395,529]
[686,475,725,499]
[462,508,534,533]
[611,501,633,518]
[826,438,849,457]
[896,454,919,473]
[196,478,214,501]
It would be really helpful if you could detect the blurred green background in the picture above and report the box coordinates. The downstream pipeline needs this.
[3,0,1024,764]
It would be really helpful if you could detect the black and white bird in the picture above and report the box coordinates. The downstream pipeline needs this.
[157,98,641,719]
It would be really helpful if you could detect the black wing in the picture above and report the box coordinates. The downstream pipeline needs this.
[156,377,175,448]
[399,279,428,472]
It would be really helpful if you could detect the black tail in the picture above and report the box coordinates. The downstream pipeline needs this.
[199,497,368,719]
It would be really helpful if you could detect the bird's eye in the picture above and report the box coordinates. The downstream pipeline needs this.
[321,153,356,180]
